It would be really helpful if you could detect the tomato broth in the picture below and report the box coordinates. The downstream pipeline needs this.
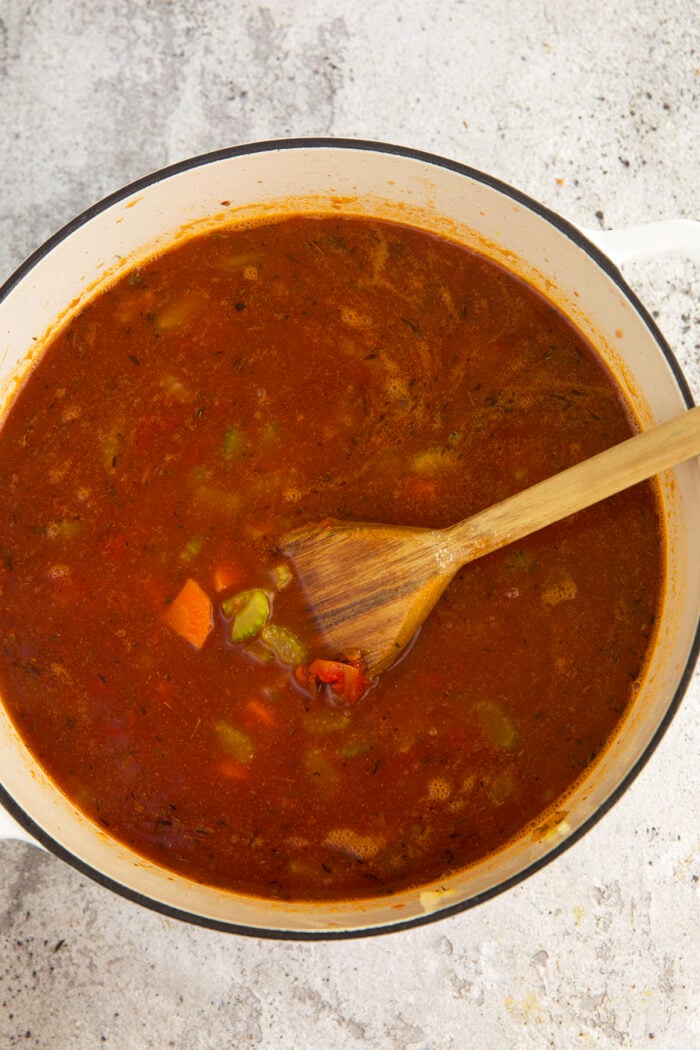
[0,215,663,901]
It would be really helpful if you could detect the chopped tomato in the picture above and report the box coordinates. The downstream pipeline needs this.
[294,664,312,690]
[218,758,251,782]
[307,658,372,704]
[213,562,245,592]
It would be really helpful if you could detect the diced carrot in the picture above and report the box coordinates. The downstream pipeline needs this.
[213,562,245,592]
[218,757,250,782]
[244,698,278,728]
[161,577,213,649]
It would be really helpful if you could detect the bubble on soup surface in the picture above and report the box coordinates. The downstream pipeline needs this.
[324,828,383,861]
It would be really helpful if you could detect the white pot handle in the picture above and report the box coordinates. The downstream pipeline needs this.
[0,803,38,846]
[580,219,700,267]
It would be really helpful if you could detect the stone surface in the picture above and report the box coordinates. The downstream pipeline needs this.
[0,1,698,1046]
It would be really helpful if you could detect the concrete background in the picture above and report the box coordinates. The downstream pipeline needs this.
[1,1,698,1046]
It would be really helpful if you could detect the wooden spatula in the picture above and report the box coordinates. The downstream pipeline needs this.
[280,406,700,677]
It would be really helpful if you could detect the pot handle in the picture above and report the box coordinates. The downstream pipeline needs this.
[0,803,38,846]
[580,219,700,267]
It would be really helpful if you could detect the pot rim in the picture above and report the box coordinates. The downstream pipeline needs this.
[1,136,698,940]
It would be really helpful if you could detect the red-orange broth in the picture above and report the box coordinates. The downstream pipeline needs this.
[0,215,663,901]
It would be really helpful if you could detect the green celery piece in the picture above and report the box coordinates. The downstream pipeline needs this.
[193,485,240,517]
[504,549,535,573]
[180,535,206,562]
[244,638,275,664]
[262,421,280,445]
[260,624,308,665]
[221,425,247,459]
[303,747,338,786]
[302,708,349,736]
[60,519,82,540]
[223,588,271,643]
[215,721,254,763]
[339,737,374,758]
[473,699,517,750]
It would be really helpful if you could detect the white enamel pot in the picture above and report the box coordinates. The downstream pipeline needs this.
[1,140,699,938]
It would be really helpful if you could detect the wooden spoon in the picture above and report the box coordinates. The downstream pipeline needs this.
[280,406,700,677]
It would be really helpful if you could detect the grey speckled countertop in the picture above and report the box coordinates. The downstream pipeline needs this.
[1,2,699,1047]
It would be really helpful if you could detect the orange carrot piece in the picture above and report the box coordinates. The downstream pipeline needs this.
[161,577,213,649]
[244,698,278,728]
[213,563,244,592]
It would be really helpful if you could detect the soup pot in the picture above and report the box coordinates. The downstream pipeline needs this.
[1,139,698,938]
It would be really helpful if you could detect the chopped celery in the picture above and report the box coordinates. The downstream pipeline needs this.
[411,447,456,474]
[223,588,271,643]
[244,638,275,664]
[218,254,256,271]
[504,549,536,573]
[214,720,254,763]
[180,535,206,563]
[155,291,206,330]
[270,563,293,591]
[260,624,308,665]
[45,518,81,541]
[302,708,349,736]
[339,737,374,758]
[262,421,280,445]
[485,769,516,805]
[473,699,517,750]
[192,485,240,517]
[303,748,338,786]
[60,519,82,540]
[221,426,247,459]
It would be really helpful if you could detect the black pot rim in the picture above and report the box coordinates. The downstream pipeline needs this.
[1,136,698,940]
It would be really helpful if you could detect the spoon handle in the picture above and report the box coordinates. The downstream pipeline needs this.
[443,405,700,568]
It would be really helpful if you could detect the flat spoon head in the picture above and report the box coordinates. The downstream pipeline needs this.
[280,519,457,676]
